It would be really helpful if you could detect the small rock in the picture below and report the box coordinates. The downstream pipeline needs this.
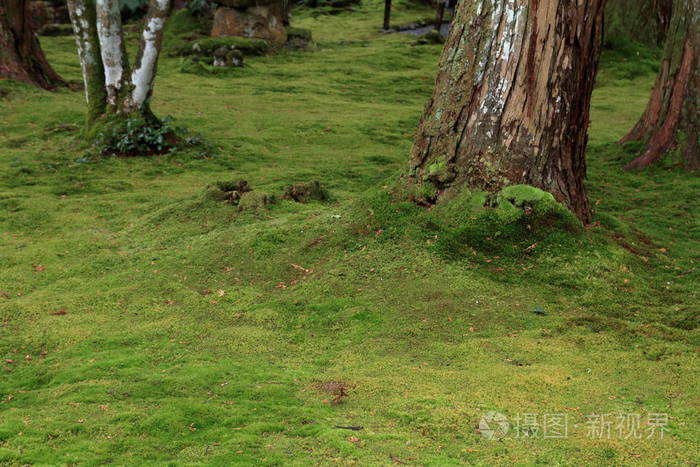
[282,181,328,203]
[238,191,275,212]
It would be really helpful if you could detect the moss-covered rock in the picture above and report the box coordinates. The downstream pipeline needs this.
[282,181,329,203]
[428,185,581,258]
[238,191,275,212]
[203,180,251,204]
[285,27,312,41]
[171,36,270,57]
[285,27,313,50]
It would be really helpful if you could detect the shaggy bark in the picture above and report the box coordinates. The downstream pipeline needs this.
[0,0,66,89]
[407,0,607,223]
[67,0,172,128]
[621,0,700,170]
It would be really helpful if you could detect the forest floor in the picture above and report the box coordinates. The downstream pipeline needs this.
[1,1,699,465]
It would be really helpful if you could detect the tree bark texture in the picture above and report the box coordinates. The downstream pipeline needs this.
[407,0,607,223]
[621,0,700,171]
[0,0,66,89]
[67,0,172,127]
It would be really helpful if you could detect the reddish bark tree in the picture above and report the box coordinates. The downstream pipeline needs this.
[0,0,66,89]
[407,0,608,223]
[621,0,700,171]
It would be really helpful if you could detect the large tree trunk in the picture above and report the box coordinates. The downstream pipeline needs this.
[0,0,66,89]
[621,0,700,171]
[67,0,172,129]
[407,0,606,223]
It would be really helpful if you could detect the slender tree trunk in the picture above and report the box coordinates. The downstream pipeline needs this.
[621,0,700,171]
[0,0,66,89]
[407,0,606,223]
[434,0,445,31]
[383,0,391,30]
[123,0,172,115]
[95,0,130,112]
[67,0,106,124]
[67,0,172,130]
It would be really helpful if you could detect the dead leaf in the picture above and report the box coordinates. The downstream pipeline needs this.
[33,265,46,272]
[49,309,67,316]
[347,436,360,444]
[291,264,312,274]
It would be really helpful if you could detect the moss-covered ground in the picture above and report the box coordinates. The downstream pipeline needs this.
[1,1,698,465]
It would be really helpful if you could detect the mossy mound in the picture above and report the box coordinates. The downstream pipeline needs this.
[282,181,329,203]
[164,9,268,72]
[203,179,251,204]
[285,27,312,42]
[171,36,270,58]
[238,191,276,212]
[430,185,581,258]
[285,27,313,50]
[352,185,583,260]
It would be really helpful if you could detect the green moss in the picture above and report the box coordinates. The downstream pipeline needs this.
[164,8,212,38]
[238,191,275,212]
[282,180,329,203]
[171,36,270,58]
[285,27,313,41]
[203,179,251,203]
[2,4,699,465]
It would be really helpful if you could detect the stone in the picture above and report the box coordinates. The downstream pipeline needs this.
[211,5,287,44]
[282,181,328,203]
[213,46,244,67]
[203,180,251,203]
[284,27,312,49]
[238,191,275,212]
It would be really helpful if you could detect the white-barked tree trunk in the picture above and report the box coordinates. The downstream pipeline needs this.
[67,0,173,128]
